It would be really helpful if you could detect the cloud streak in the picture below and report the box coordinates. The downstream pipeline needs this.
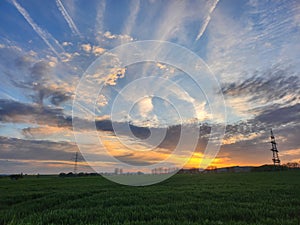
[55,0,81,36]
[195,0,219,41]
[10,0,64,57]
[95,0,106,34]
[122,0,140,36]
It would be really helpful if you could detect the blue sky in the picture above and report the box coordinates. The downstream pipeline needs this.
[0,0,299,174]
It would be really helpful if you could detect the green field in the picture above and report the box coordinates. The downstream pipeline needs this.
[1,171,300,225]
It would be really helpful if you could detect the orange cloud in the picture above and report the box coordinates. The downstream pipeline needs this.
[280,148,300,156]
[22,125,74,142]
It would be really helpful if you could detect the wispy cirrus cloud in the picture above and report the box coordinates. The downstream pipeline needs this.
[10,0,65,57]
[221,66,300,120]
[206,0,300,82]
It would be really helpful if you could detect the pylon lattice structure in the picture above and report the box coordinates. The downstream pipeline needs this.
[74,152,78,174]
[270,129,280,166]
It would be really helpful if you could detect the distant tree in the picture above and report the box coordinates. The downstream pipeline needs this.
[205,166,217,173]
[59,172,66,177]
[284,162,300,168]
[90,173,99,176]
[158,167,163,174]
[251,165,288,172]
[10,174,23,180]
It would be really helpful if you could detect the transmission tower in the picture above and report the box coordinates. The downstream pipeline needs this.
[270,129,280,166]
[74,152,78,174]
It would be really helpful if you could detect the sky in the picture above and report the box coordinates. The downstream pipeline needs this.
[0,0,299,174]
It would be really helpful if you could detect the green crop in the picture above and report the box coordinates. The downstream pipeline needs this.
[0,171,300,225]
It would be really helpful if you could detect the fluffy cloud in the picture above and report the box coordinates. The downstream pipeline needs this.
[102,31,133,41]
[61,52,79,62]
[138,97,154,118]
[81,43,105,56]
[81,43,92,52]
[105,67,126,85]
[62,41,72,46]
[92,46,105,56]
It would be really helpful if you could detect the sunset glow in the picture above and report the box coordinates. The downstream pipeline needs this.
[0,0,299,174]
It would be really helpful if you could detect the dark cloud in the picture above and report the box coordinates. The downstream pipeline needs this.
[0,99,72,127]
[13,57,72,106]
[29,60,52,80]
[223,103,300,154]
[95,120,210,153]
[96,120,151,138]
[222,66,300,106]
[35,86,71,106]
[14,54,35,70]
[219,67,300,164]
[219,123,300,165]
[50,91,72,106]
[0,136,77,161]
[254,103,300,126]
[0,45,23,69]
[115,153,155,166]
[0,46,72,106]
[221,66,300,151]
